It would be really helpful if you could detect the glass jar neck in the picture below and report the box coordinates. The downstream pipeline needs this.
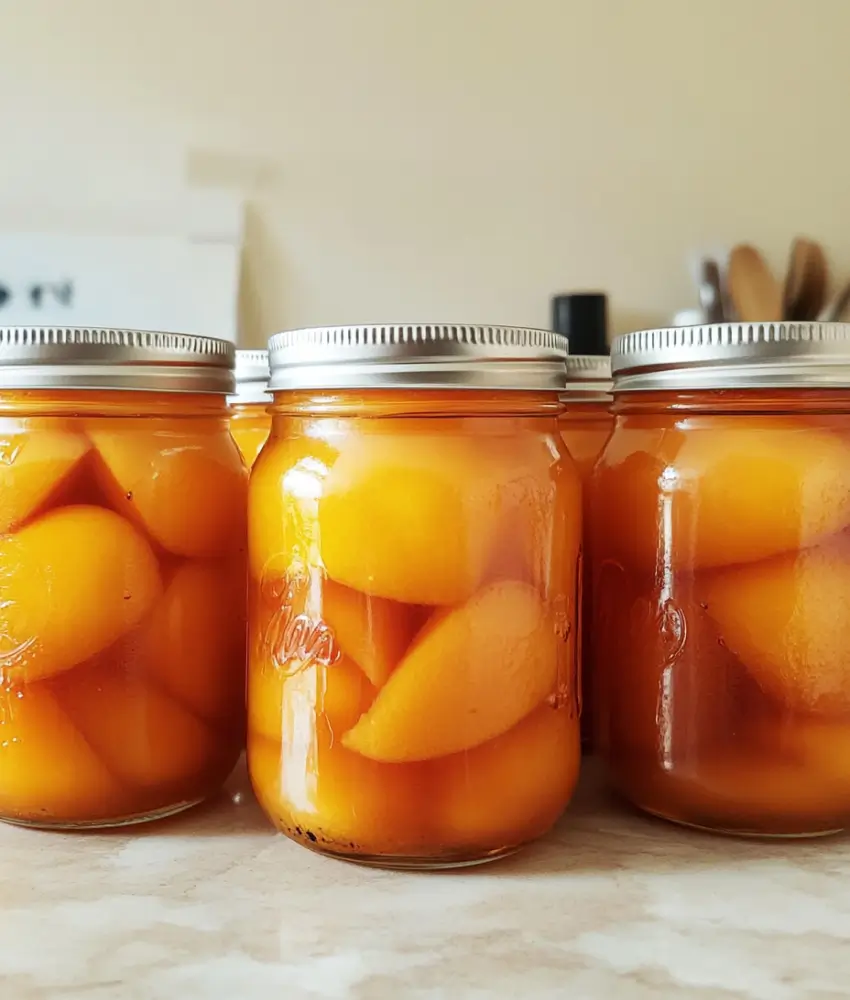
[0,390,229,418]
[229,400,270,416]
[269,389,562,418]
[613,388,850,416]
[560,399,612,417]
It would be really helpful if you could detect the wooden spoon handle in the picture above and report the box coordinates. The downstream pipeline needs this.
[728,244,782,322]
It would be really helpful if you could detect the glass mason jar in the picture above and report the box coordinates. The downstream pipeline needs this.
[592,322,850,837]
[229,349,271,467]
[248,324,582,868]
[0,328,247,828]
[559,354,612,753]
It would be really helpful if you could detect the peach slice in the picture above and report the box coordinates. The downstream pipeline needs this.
[0,506,161,681]
[748,710,850,793]
[0,426,91,533]
[54,658,216,790]
[592,417,850,572]
[318,433,508,605]
[433,705,579,847]
[0,681,121,823]
[788,720,850,785]
[700,540,850,715]
[248,434,338,583]
[248,655,375,745]
[143,558,246,723]
[322,578,419,687]
[247,733,284,811]
[623,752,848,834]
[250,722,430,854]
[343,581,561,762]
[89,423,247,558]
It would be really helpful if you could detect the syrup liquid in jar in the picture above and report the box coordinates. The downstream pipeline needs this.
[0,329,247,828]
[247,324,582,867]
[592,322,850,836]
[558,353,613,752]
[229,349,271,467]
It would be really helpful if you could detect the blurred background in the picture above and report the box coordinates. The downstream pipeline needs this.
[0,0,847,345]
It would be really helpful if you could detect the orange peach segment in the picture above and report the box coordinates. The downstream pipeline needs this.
[143,558,246,723]
[748,711,850,789]
[675,424,850,565]
[247,733,284,812]
[252,720,429,853]
[343,581,561,761]
[323,578,418,687]
[0,506,161,681]
[286,742,427,853]
[248,434,338,582]
[318,434,508,605]
[251,660,418,852]
[249,655,375,745]
[0,427,91,533]
[89,425,247,558]
[0,681,121,822]
[790,720,850,783]
[701,541,850,715]
[642,754,847,832]
[55,660,216,789]
[593,418,850,572]
[434,705,579,846]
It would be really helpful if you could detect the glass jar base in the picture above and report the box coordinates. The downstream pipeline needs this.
[285,833,520,870]
[0,797,205,831]
[637,802,844,840]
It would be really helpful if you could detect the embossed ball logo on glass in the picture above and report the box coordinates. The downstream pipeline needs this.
[260,572,340,677]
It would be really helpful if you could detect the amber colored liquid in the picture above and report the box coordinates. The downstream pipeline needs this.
[0,392,247,827]
[559,401,613,752]
[247,391,582,867]
[230,401,271,467]
[591,391,850,836]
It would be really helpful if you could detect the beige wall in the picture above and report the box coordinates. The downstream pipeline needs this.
[0,0,847,346]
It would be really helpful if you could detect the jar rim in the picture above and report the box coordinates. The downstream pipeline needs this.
[228,349,270,404]
[0,327,235,393]
[612,322,850,391]
[267,324,567,392]
[563,354,612,400]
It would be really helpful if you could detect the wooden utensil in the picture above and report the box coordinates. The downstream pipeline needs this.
[818,279,850,322]
[783,238,828,321]
[728,244,782,322]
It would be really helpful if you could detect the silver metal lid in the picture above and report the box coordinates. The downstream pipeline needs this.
[613,322,850,392]
[267,324,567,391]
[561,354,613,400]
[0,327,234,393]
[229,349,270,404]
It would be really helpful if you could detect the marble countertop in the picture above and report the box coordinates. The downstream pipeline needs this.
[2,760,849,1000]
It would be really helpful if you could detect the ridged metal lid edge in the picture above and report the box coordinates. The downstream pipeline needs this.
[562,354,613,399]
[613,322,850,391]
[0,327,235,393]
[268,324,568,392]
[230,348,271,403]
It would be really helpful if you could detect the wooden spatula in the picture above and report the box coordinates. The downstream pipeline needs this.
[783,238,828,321]
[728,244,782,322]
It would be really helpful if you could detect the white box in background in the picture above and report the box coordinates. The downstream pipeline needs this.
[0,190,243,343]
